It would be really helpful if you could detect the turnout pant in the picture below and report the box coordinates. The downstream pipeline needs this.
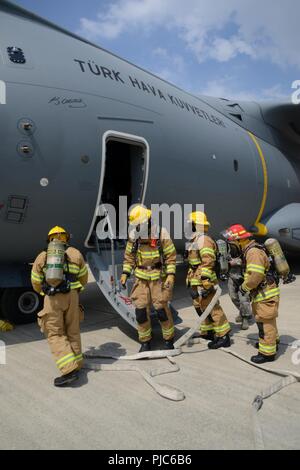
[191,287,231,338]
[130,278,174,343]
[228,277,252,319]
[252,297,279,357]
[37,290,84,375]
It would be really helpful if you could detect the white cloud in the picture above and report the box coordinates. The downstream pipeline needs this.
[210,37,256,62]
[199,78,289,101]
[78,0,300,68]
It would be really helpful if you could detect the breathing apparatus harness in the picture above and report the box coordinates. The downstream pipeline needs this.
[42,246,74,296]
[242,241,279,296]
[131,223,164,272]
[185,230,217,299]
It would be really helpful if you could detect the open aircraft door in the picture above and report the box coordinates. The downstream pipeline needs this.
[86,131,148,329]
[87,213,138,329]
[86,131,179,329]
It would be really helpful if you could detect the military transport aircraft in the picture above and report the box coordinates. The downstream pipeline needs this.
[0,0,299,327]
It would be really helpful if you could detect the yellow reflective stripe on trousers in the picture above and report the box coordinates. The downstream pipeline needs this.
[259,342,276,355]
[190,279,201,286]
[253,288,280,303]
[201,324,214,332]
[162,326,175,336]
[138,329,152,339]
[214,322,230,334]
[56,353,76,369]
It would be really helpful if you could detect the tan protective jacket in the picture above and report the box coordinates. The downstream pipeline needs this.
[31,247,88,295]
[187,233,218,286]
[241,241,280,303]
[123,226,176,281]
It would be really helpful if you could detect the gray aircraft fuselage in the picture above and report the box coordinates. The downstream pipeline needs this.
[1,0,300,293]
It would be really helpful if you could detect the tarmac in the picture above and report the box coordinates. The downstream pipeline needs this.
[0,262,300,450]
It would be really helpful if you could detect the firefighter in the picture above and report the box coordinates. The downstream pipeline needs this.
[31,226,88,386]
[224,224,280,364]
[120,206,176,352]
[223,233,253,330]
[186,212,231,349]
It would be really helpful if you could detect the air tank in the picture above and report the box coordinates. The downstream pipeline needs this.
[45,240,66,287]
[264,238,290,279]
[216,239,229,275]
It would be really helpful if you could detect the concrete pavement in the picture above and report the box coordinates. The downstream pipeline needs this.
[0,265,299,450]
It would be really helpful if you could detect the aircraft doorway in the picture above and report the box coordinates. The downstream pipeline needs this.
[86,131,149,247]
[85,132,149,329]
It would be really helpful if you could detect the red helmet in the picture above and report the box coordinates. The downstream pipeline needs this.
[223,224,252,241]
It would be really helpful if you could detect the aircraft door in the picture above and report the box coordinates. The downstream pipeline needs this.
[85,132,149,329]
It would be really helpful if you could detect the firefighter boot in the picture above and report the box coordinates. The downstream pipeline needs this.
[54,370,79,387]
[164,339,174,350]
[139,341,151,353]
[208,333,231,349]
[251,353,276,364]
[241,317,249,330]
[199,331,215,341]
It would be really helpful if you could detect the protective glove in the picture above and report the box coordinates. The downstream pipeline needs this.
[0,320,14,332]
[186,268,192,287]
[283,273,296,284]
[120,274,128,289]
[229,257,242,267]
[163,275,175,289]
[239,284,249,296]
[201,278,213,291]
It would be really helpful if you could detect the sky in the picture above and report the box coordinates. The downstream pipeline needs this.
[13,0,300,102]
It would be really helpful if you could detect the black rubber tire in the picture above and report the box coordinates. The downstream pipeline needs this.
[1,288,43,325]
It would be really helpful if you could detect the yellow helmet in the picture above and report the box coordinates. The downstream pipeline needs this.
[129,205,152,226]
[188,211,210,227]
[48,226,69,241]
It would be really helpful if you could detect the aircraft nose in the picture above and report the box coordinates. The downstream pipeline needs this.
[264,203,300,251]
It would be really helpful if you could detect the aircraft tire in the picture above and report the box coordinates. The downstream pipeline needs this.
[0,288,43,325]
